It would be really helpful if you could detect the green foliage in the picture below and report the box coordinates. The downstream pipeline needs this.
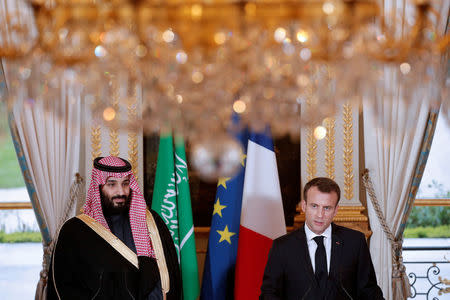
[0,135,25,188]
[403,225,450,238]
[406,206,450,228]
[0,101,8,137]
[0,231,42,243]
[0,101,25,188]
[408,179,450,233]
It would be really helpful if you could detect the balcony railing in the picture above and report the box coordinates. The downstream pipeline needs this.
[404,243,450,299]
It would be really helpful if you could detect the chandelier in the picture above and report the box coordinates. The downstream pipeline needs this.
[0,0,448,142]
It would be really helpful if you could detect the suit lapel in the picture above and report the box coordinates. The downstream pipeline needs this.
[295,226,317,285]
[329,223,343,281]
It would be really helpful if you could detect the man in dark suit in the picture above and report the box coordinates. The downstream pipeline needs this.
[260,177,384,300]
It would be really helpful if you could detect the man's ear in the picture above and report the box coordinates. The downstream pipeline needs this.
[332,204,339,219]
[300,199,306,212]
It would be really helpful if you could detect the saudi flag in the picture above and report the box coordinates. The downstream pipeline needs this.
[175,135,200,300]
[153,133,200,300]
[152,133,180,259]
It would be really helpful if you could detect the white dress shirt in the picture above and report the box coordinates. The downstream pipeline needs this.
[304,223,332,274]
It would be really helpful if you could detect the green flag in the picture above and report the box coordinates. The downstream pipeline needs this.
[152,133,180,259]
[175,135,200,300]
[152,133,200,300]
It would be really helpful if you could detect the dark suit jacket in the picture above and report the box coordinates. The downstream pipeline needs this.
[260,223,384,300]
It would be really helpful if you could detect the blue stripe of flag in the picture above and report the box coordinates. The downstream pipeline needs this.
[248,127,274,151]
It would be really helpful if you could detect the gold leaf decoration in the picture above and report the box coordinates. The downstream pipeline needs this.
[90,93,102,160]
[306,126,317,182]
[91,125,102,161]
[110,82,120,157]
[110,129,120,157]
[324,117,335,180]
[343,103,354,200]
[128,132,138,178]
[128,86,139,180]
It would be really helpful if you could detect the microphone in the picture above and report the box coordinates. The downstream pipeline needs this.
[337,273,353,300]
[301,286,311,300]
[341,285,353,300]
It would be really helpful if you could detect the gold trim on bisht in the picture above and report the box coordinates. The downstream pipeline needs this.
[306,126,317,182]
[146,210,170,300]
[342,102,354,200]
[324,117,335,180]
[77,214,139,269]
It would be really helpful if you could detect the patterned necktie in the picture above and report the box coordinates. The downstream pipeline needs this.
[313,235,327,288]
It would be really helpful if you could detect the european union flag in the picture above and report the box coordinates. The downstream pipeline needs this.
[200,117,248,300]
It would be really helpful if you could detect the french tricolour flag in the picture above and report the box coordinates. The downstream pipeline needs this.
[234,129,286,299]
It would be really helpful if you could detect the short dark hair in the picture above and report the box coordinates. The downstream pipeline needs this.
[303,177,341,203]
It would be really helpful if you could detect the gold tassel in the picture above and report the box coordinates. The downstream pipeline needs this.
[392,274,411,300]
[34,269,47,300]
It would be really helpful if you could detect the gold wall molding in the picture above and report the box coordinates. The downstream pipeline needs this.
[295,205,367,222]
[333,206,368,222]
[128,87,139,180]
[110,129,120,157]
[306,126,317,181]
[414,198,450,206]
[294,205,371,238]
[0,202,33,210]
[90,94,102,160]
[91,125,102,161]
[342,102,354,200]
[128,132,138,178]
[324,117,335,180]
[109,83,120,157]
[10,199,446,211]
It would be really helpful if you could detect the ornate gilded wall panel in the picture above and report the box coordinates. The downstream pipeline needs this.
[300,103,359,206]
[299,103,368,234]
[342,103,354,201]
[84,84,144,192]
[306,126,317,182]
[324,117,336,180]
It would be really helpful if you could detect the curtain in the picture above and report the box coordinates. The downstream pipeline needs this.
[396,112,440,235]
[363,1,448,299]
[5,63,83,299]
[363,88,440,300]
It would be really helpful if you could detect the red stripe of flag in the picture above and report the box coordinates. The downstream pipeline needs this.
[234,225,274,299]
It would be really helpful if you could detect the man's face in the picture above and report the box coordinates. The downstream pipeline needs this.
[100,175,131,214]
[301,186,339,235]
